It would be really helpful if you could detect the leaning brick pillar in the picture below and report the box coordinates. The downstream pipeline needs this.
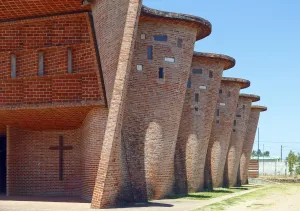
[224,94,260,187]
[239,106,267,185]
[90,0,142,208]
[174,53,235,194]
[122,7,212,201]
[205,78,250,189]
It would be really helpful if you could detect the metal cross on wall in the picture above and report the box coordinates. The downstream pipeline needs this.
[49,136,73,181]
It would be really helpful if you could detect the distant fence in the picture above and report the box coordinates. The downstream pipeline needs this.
[248,159,287,177]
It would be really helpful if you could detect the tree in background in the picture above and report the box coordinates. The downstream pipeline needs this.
[287,151,297,175]
[251,149,270,157]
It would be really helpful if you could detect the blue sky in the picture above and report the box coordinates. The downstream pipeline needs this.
[143,0,300,159]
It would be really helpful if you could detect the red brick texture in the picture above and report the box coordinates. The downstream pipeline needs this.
[205,78,250,189]
[91,0,142,208]
[0,13,104,107]
[174,54,234,194]
[239,106,267,185]
[0,1,90,20]
[122,20,197,202]
[6,107,108,199]
[7,126,82,196]
[80,108,108,200]
[224,94,260,187]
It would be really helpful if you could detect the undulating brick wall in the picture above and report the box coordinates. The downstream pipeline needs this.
[122,20,197,201]
[80,108,108,201]
[174,56,225,194]
[7,126,81,196]
[239,106,266,185]
[91,0,142,208]
[205,78,249,189]
[224,94,259,187]
[0,13,104,106]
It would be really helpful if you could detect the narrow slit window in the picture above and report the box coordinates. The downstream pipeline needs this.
[187,77,191,88]
[11,54,16,78]
[216,109,220,117]
[158,68,164,79]
[177,38,183,48]
[234,120,237,126]
[68,48,72,73]
[228,91,231,97]
[38,52,44,76]
[147,46,153,60]
[154,35,167,41]
[192,69,203,74]
[195,93,199,102]
[209,71,213,78]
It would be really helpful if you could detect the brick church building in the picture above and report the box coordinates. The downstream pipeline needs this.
[0,0,266,209]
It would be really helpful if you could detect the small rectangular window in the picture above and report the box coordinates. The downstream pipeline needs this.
[228,91,231,97]
[216,120,220,124]
[137,65,143,71]
[154,35,167,41]
[195,93,199,102]
[141,34,146,40]
[159,68,164,79]
[219,89,223,94]
[187,77,191,88]
[164,57,175,63]
[216,109,220,117]
[192,69,203,74]
[11,54,16,78]
[234,120,237,126]
[236,115,242,118]
[199,86,207,90]
[233,129,236,132]
[147,46,153,60]
[209,71,213,78]
[220,103,226,106]
[177,38,183,48]
[38,52,44,76]
[195,107,199,112]
[67,48,72,74]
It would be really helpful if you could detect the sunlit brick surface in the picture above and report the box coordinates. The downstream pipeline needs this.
[174,53,235,194]
[239,106,266,185]
[122,20,197,201]
[224,94,260,187]
[205,78,249,189]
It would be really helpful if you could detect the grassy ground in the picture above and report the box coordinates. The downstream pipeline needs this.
[194,184,300,211]
[166,184,261,201]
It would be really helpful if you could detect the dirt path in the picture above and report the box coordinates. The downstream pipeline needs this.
[200,184,300,211]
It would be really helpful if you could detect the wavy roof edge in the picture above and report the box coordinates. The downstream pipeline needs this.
[141,6,212,40]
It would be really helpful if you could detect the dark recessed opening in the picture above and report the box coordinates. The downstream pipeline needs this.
[0,136,6,194]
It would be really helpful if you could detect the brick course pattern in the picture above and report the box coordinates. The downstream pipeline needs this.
[224,94,260,187]
[174,53,235,194]
[239,106,267,185]
[205,78,250,189]
[122,20,197,202]
[6,107,108,199]
[91,0,142,208]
